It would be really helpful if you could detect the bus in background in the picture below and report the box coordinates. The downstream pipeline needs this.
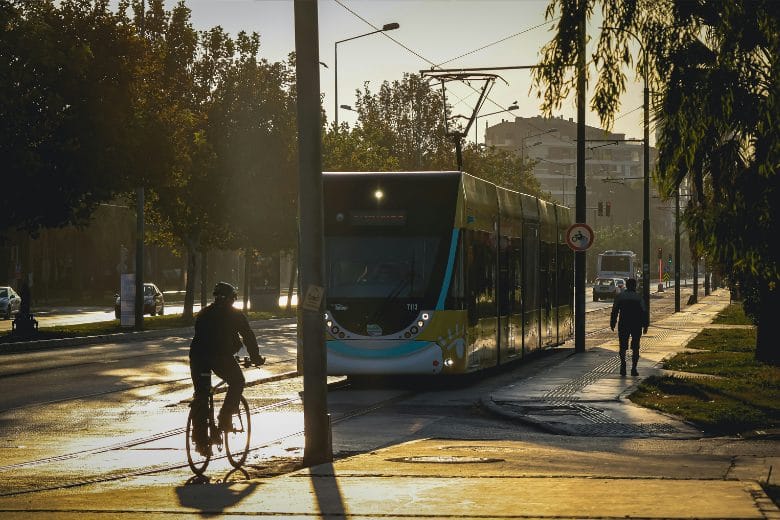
[596,250,638,282]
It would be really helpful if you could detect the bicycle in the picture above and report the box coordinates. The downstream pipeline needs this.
[185,356,263,476]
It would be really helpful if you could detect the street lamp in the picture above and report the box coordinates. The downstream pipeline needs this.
[334,22,399,131]
[475,103,518,145]
[603,25,651,322]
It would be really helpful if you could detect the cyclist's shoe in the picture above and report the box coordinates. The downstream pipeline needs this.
[209,426,224,444]
[194,440,212,457]
[192,429,212,457]
[217,411,235,433]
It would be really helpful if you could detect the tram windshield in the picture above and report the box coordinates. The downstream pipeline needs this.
[327,236,442,299]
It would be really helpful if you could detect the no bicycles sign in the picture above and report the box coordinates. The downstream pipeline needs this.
[565,223,595,252]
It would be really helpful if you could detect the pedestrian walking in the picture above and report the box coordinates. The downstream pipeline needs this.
[610,278,648,376]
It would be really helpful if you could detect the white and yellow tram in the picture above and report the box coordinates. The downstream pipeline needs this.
[323,171,573,376]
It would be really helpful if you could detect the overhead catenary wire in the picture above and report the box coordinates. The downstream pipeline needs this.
[333,0,560,135]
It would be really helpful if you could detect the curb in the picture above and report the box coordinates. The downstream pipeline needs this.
[0,317,296,355]
[478,396,570,435]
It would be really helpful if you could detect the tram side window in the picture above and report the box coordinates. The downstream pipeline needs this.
[466,230,496,324]
[446,235,464,310]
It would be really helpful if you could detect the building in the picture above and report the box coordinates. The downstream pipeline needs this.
[485,115,673,233]
[485,115,677,280]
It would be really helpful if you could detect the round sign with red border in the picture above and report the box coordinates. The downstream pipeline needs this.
[565,223,595,251]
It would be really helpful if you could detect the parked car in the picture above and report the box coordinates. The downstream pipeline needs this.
[115,283,165,319]
[592,278,624,301]
[0,286,21,320]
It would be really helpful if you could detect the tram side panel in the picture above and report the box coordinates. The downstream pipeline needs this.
[556,205,574,342]
[462,174,499,372]
[497,189,524,365]
[520,194,541,355]
[539,200,557,347]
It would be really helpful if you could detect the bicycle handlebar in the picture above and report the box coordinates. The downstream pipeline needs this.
[235,355,265,368]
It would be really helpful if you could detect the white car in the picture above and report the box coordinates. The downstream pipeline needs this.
[0,286,21,320]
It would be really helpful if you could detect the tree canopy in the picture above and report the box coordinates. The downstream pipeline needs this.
[534,0,779,363]
[324,73,543,198]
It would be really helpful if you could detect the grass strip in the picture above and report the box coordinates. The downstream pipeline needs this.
[712,302,754,325]
[631,305,779,435]
[0,310,293,344]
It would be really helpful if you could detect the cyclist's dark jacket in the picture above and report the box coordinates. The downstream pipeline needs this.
[190,303,260,359]
[610,289,648,331]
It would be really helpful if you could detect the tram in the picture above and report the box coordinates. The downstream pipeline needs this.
[323,171,573,376]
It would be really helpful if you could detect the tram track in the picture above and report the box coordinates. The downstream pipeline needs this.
[0,357,299,413]
[0,379,414,497]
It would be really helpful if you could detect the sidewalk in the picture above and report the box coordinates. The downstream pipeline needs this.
[0,290,777,519]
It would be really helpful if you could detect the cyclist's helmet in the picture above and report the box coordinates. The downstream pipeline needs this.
[213,282,238,301]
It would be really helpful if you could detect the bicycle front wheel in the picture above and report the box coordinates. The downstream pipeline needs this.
[224,396,251,468]
[185,408,211,475]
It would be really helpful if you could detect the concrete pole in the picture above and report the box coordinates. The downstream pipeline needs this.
[674,186,681,312]
[294,0,331,466]
[574,0,586,354]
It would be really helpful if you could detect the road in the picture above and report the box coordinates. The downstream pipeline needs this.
[0,285,742,498]
[0,296,622,333]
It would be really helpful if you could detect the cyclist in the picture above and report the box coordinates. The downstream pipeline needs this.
[189,282,264,456]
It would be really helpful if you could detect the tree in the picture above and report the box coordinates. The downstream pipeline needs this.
[325,73,455,171]
[0,0,143,237]
[324,73,542,198]
[533,0,779,364]
[130,0,232,320]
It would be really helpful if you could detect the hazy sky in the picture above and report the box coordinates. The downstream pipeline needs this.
[164,0,646,143]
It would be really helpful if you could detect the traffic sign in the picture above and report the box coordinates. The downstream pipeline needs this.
[565,223,595,251]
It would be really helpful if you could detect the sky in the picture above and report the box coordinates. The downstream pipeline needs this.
[160,0,647,143]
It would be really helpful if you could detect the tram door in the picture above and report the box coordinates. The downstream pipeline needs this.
[522,222,540,355]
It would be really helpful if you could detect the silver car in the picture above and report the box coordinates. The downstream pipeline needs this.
[0,286,21,320]
[115,283,165,319]
[592,278,624,301]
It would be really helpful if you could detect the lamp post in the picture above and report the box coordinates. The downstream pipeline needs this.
[475,104,518,145]
[334,22,399,131]
[603,25,651,322]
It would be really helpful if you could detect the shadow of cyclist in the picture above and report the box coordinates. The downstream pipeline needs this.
[176,476,257,514]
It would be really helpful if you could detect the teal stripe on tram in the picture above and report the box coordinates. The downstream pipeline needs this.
[436,228,460,310]
[327,340,430,358]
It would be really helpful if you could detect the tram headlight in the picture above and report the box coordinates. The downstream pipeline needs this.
[422,313,429,320]
[444,358,454,367]
[326,320,333,328]
[410,326,418,334]
[331,326,340,334]
[417,320,424,328]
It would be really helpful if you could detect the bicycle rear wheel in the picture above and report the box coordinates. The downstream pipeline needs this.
[224,396,251,468]
[185,408,211,475]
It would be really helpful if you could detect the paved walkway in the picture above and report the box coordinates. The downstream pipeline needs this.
[0,290,777,519]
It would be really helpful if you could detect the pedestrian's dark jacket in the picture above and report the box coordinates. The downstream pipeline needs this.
[190,302,260,359]
[610,289,649,330]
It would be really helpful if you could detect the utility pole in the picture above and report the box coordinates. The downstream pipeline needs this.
[574,0,586,354]
[674,185,681,312]
[135,0,145,331]
[294,0,331,466]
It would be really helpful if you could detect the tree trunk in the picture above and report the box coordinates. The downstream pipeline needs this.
[691,259,699,304]
[243,250,251,311]
[183,244,198,321]
[755,284,780,365]
[200,250,208,308]
[286,249,298,314]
